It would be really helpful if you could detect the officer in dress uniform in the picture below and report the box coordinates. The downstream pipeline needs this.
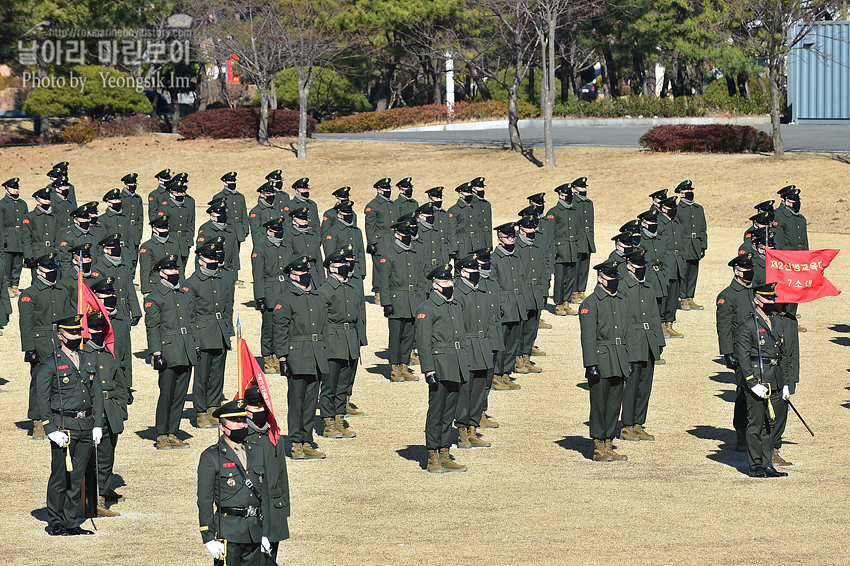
[515,214,548,374]
[364,178,396,302]
[448,182,480,259]
[252,217,295,374]
[520,200,554,334]
[734,282,790,478]
[147,169,172,222]
[320,186,358,236]
[157,179,196,276]
[197,197,241,279]
[572,177,595,303]
[322,201,366,279]
[84,201,107,245]
[37,314,103,536]
[656,196,685,338]
[50,176,76,232]
[716,255,756,451]
[249,182,281,248]
[491,222,527,391]
[413,202,451,271]
[637,211,668,362]
[289,178,319,231]
[101,189,138,271]
[673,180,707,311]
[468,177,493,248]
[285,205,324,286]
[117,173,144,279]
[395,177,419,219]
[186,241,235,429]
[144,254,197,450]
[472,248,502,428]
[273,256,330,460]
[23,188,59,271]
[138,214,183,295]
[197,399,271,564]
[1,177,28,296]
[773,185,808,329]
[425,186,449,238]
[91,275,134,407]
[57,243,98,304]
[212,172,249,285]
[416,263,470,473]
[58,205,99,272]
[547,183,581,316]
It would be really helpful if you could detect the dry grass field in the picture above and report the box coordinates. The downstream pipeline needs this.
[0,136,849,565]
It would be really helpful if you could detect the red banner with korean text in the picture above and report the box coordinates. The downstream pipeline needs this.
[765,249,841,303]
[78,272,115,356]
[235,339,281,446]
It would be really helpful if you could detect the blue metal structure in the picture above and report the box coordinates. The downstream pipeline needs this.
[787,21,850,124]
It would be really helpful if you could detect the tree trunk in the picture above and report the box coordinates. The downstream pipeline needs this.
[270,79,278,110]
[768,65,784,156]
[737,73,750,98]
[725,75,738,97]
[645,62,656,97]
[259,81,270,146]
[375,59,397,111]
[602,48,619,97]
[632,51,646,97]
[507,84,523,152]
[527,66,535,104]
[560,57,570,103]
[37,115,50,137]
[197,65,209,112]
[542,18,556,168]
[298,78,310,159]
[473,68,491,101]
[169,87,181,134]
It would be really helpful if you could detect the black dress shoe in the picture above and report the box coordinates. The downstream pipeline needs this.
[102,489,125,501]
[765,466,788,477]
[48,524,70,536]
[67,526,95,535]
[748,467,767,477]
[127,389,134,405]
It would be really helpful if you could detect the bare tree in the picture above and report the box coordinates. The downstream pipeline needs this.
[188,0,289,144]
[721,0,837,155]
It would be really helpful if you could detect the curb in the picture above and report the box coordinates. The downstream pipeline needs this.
[394,116,771,132]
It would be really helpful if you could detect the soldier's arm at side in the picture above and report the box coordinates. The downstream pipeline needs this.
[18,292,36,352]
[91,360,104,428]
[197,449,218,544]
[715,291,735,355]
[35,359,58,434]
[734,319,755,385]
[272,295,292,359]
[414,304,436,375]
[138,246,152,294]
[128,281,142,318]
[144,294,163,355]
[578,299,599,369]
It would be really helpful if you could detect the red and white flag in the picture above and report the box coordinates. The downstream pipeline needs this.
[765,249,841,303]
[236,339,281,446]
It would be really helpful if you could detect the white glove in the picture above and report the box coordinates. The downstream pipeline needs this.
[205,540,225,559]
[48,431,69,447]
[751,383,768,399]
[782,385,790,400]
[261,536,272,555]
[92,427,103,445]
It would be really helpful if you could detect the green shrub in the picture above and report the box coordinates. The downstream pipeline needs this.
[474,70,561,107]
[23,65,152,119]
[553,96,707,118]
[62,118,98,145]
[251,68,371,115]
[702,78,772,115]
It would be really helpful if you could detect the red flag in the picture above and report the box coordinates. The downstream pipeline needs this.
[235,339,280,446]
[78,272,115,356]
[765,249,841,303]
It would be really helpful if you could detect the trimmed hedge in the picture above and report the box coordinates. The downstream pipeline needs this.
[98,115,158,137]
[554,96,707,118]
[178,108,317,140]
[317,100,537,134]
[639,124,773,153]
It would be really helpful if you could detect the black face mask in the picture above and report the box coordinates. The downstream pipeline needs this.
[165,273,180,285]
[334,264,350,278]
[214,214,227,224]
[631,235,641,246]
[478,261,491,271]
[422,214,435,225]
[436,283,454,299]
[502,243,515,252]
[80,261,92,274]
[250,410,268,428]
[57,187,69,197]
[205,260,220,271]
[107,246,121,258]
[633,266,647,280]
[790,200,801,213]
[761,302,777,314]
[226,426,249,444]
[561,194,573,204]
[226,182,237,191]
[602,277,619,293]
[431,200,443,209]
[621,246,634,256]
[38,202,51,212]
[125,185,136,193]
[474,189,485,199]
[576,190,587,197]
[379,189,392,199]
[77,221,90,231]
[65,337,82,350]
[740,269,754,284]
[271,230,283,239]
[298,191,310,199]
[462,194,473,204]
[400,234,412,246]
[172,194,185,203]
[262,194,275,205]
[466,271,480,284]
[643,223,658,235]
[524,230,536,240]
[665,207,677,219]
[682,191,694,201]
[400,188,412,198]
[88,330,106,347]
[295,272,312,288]
[44,269,58,283]
[154,229,169,239]
[110,202,122,213]
[8,191,19,199]
[102,296,118,309]
[533,204,544,215]
[341,213,354,224]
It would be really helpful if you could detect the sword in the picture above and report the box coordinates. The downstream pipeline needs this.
[51,339,72,472]
[787,399,814,436]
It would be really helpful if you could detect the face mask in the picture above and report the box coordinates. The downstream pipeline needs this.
[334,264,350,278]
[576,189,587,197]
[790,200,801,213]
[295,272,311,287]
[422,214,435,225]
[761,302,777,314]
[400,188,412,198]
[299,191,310,199]
[431,200,443,209]
[621,246,634,256]
[88,330,106,347]
[107,246,121,258]
[251,410,268,428]
[78,221,90,231]
[102,296,118,309]
[341,213,354,224]
[409,225,419,237]
[634,266,647,280]
[165,273,180,286]
[38,202,52,212]
[110,202,122,212]
[125,185,136,193]
[57,187,69,197]
[226,426,249,444]
[462,194,473,204]
[173,194,185,203]
[379,189,392,199]
[478,261,491,271]
[436,282,453,299]
[502,242,515,252]
[272,230,283,239]
[80,261,92,274]
[643,223,657,235]
[214,214,227,224]
[226,182,237,191]
[631,235,641,246]
[263,194,275,205]
[533,204,544,215]
[665,207,677,219]
[466,271,480,284]
[44,269,58,283]
[65,337,82,350]
[205,260,220,271]
[474,189,485,199]
[524,230,536,240]
[154,229,169,239]
[400,234,412,246]
[603,277,619,293]
[740,269,754,284]
[561,194,573,204]
[8,191,19,199]
[682,191,694,201]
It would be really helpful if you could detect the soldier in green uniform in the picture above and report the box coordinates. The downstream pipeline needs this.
[448,182,480,258]
[571,177,595,302]
[607,232,637,266]
[322,201,366,278]
[413,202,451,271]
[197,399,271,564]
[244,386,290,561]
[515,214,549,374]
[619,250,664,442]
[673,180,707,311]
[248,182,280,249]
[37,314,103,536]
[289,178,319,231]
[379,220,422,382]
[101,188,138,277]
[394,177,420,219]
[84,201,107,245]
[773,185,808,328]
[23,188,59,271]
[273,256,330,460]
[212,173,249,280]
[138,215,183,295]
[740,209,780,256]
[424,187,449,239]
[648,189,666,214]
[734,282,790,478]
[320,186,358,236]
[316,252,365,439]
[473,248,502,427]
[265,169,291,217]
[20,253,75,439]
[58,243,99,303]
[117,173,144,279]
[157,181,196,276]
[491,222,527,390]
[144,254,198,450]
[339,245,368,416]
[656,196,685,338]
[147,169,172,222]
[252,217,294,374]
[364,178,396,302]
[50,176,76,232]
[45,162,76,204]
[716,255,756,451]
[548,183,581,316]
[91,274,135,410]
[770,302,799,467]
[416,263,469,473]
[186,241,235,429]
[469,177,493,248]
[579,259,634,462]
[520,199,554,334]
[58,205,99,272]
[83,310,127,517]
[637,211,668,363]
[1,178,28,295]
[196,197,241,279]
[285,205,325,286]
[453,254,497,449]
[747,227,775,287]
[93,234,142,388]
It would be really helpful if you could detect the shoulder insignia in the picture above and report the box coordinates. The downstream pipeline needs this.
[58,364,69,370]
[157,211,164,216]
[274,304,282,310]
[182,286,189,292]
[199,526,209,532]
[322,216,328,221]
[198,237,205,242]
[580,308,589,314]
[758,328,766,333]
[22,218,29,224]
[738,249,745,255]
[417,313,426,319]
[283,207,289,211]
[365,207,371,212]
[60,241,67,246]
[92,272,99,277]
[326,235,332,240]
[139,248,146,253]
[251,252,258,258]
[144,302,153,308]
[20,296,31,302]
[162,201,168,205]
[380,258,387,263]
[773,221,778,226]
[717,298,725,304]
[148,197,154,201]
[547,214,555,219]
[249,213,256,218]
[448,213,453,217]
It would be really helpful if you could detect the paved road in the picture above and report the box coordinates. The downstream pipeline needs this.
[316,123,850,153]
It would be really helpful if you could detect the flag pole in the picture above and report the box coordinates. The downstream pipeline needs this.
[236,313,243,399]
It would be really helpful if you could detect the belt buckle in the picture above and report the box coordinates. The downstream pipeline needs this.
[585,227,591,232]
[432,259,437,266]
[343,322,350,330]
[279,275,286,281]
[130,220,136,226]
[311,334,318,342]
[615,338,622,345]
[470,232,475,238]
[180,327,187,335]
[408,285,414,291]
[120,298,126,305]
[691,232,697,238]
[643,323,650,330]
[76,411,86,418]
[246,507,257,517]
[15,226,20,231]
[104,391,109,400]
[45,241,51,247]
[478,330,485,339]
[454,341,461,350]
[514,289,520,295]
[531,278,537,285]
[215,313,222,319]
